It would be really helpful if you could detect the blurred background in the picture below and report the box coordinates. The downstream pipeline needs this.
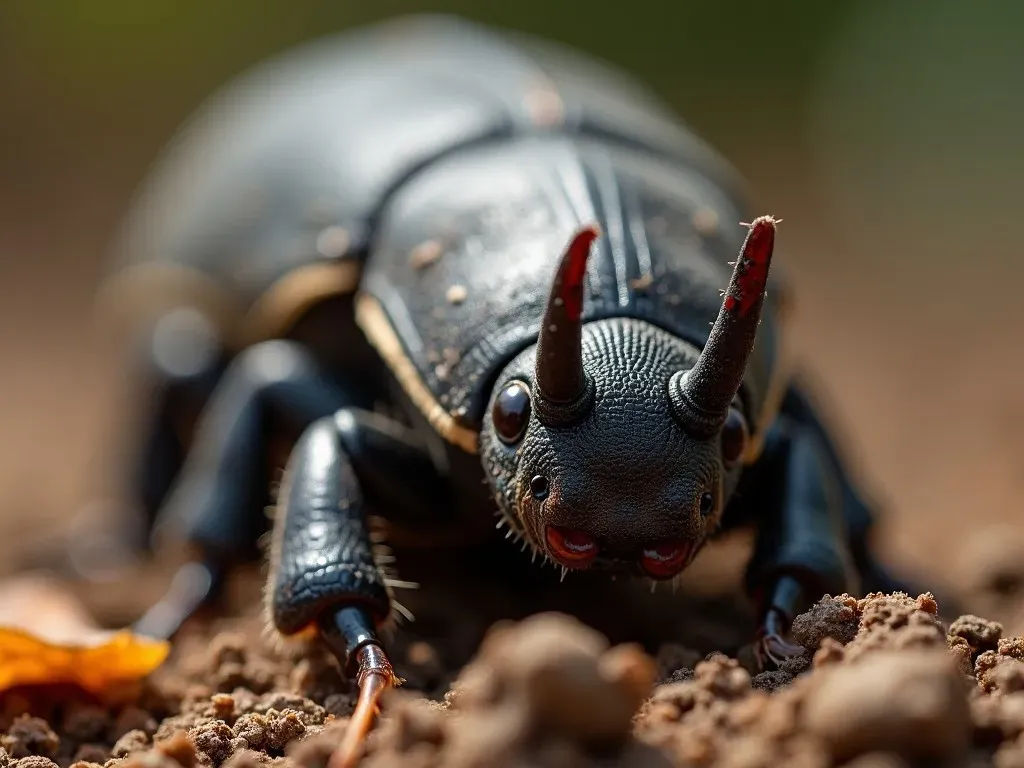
[0,0,1021,611]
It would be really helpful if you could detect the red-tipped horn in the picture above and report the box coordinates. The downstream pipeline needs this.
[671,215,777,438]
[533,224,601,426]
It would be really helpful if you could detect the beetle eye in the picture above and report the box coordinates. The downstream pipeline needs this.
[699,492,714,516]
[492,380,532,444]
[721,406,748,468]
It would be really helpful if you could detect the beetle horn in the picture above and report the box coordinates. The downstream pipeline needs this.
[533,223,601,426]
[671,215,777,438]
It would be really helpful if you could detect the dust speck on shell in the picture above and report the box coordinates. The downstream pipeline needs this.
[445,284,468,305]
[408,240,444,270]
[691,207,719,237]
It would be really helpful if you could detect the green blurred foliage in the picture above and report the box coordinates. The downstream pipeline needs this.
[1,0,850,90]
[0,0,851,162]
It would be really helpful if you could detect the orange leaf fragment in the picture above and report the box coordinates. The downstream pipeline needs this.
[0,626,170,694]
[0,574,170,695]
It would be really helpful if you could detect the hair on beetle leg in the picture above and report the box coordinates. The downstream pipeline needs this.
[383,597,415,629]
[261,467,297,654]
[367,516,390,546]
[256,526,275,557]
[369,523,418,635]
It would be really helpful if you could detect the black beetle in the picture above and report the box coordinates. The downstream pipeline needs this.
[74,14,936,762]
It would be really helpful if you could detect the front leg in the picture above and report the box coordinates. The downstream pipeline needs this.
[269,409,447,768]
[132,340,366,640]
[743,415,858,669]
[778,385,944,604]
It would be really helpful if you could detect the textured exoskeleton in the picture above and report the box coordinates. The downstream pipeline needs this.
[76,15,934,763]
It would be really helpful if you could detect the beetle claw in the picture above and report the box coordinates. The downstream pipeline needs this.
[753,606,805,671]
[755,632,805,670]
[328,643,398,768]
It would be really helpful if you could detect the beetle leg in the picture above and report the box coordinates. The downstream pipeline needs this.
[743,411,857,671]
[268,409,446,768]
[775,385,964,617]
[133,340,368,639]
[52,308,225,582]
[131,309,227,536]
[753,575,807,669]
[319,610,397,768]
[778,386,955,602]
[130,558,225,641]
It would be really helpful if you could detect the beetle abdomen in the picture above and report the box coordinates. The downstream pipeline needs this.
[100,14,750,346]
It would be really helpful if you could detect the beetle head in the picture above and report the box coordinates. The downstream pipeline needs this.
[479,217,777,582]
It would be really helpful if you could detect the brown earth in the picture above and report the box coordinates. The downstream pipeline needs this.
[6,580,1024,768]
[3,482,1024,768]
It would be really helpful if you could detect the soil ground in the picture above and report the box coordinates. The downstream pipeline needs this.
[5,567,1024,767]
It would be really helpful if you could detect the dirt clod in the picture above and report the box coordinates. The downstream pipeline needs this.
[231,711,306,754]
[10,758,58,768]
[352,612,661,767]
[153,732,196,768]
[791,594,859,651]
[61,708,110,745]
[802,649,971,760]
[750,670,791,693]
[221,749,273,768]
[111,731,149,759]
[69,746,107,765]
[192,721,243,767]
[2,716,60,759]
[654,644,703,682]
[951,614,1005,654]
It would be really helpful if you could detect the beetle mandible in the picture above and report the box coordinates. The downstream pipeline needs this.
[72,14,936,763]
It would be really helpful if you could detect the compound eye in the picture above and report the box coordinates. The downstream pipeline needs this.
[721,406,749,468]
[492,380,532,444]
[699,492,714,517]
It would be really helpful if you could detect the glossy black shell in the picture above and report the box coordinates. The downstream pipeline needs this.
[99,13,789,457]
